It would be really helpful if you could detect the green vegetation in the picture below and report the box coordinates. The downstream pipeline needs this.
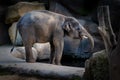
[91,52,109,80]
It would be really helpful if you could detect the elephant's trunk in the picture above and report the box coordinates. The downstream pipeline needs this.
[81,27,94,52]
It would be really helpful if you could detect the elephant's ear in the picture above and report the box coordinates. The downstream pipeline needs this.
[62,22,72,32]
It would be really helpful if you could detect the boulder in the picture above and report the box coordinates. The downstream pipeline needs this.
[0,23,10,45]
[63,19,104,58]
[63,36,91,58]
[78,19,105,52]
[8,22,22,45]
[64,36,94,58]
[11,47,38,60]
[5,2,45,24]
[57,0,99,16]
[33,43,50,60]
[84,50,109,80]
[11,43,50,60]
[0,6,10,45]
[49,1,72,16]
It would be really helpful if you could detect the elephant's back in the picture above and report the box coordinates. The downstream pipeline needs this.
[18,10,59,27]
[17,10,65,35]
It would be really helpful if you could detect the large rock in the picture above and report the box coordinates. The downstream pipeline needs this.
[33,43,50,60]
[0,23,10,45]
[5,2,45,24]
[91,0,120,36]
[63,36,91,58]
[49,1,72,16]
[57,0,99,16]
[0,5,10,45]
[11,43,50,60]
[8,22,22,45]
[64,19,104,58]
[84,50,109,80]
[11,47,38,60]
[78,19,104,52]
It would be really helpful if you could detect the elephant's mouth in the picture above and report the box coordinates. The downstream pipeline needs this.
[73,34,85,40]
[72,32,84,39]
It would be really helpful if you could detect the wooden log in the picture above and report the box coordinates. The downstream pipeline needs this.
[97,5,118,80]
[0,63,85,79]
[97,5,116,53]
[97,6,111,53]
[103,6,117,47]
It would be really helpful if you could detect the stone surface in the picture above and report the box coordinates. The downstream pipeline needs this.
[63,36,91,58]
[78,19,105,52]
[0,45,85,79]
[11,47,38,60]
[5,2,45,24]
[63,19,104,58]
[57,0,99,16]
[11,43,50,60]
[33,43,50,60]
[0,23,10,45]
[49,1,72,16]
[0,63,85,79]
[0,5,10,45]
[0,45,24,62]
[8,22,22,45]
[84,50,109,80]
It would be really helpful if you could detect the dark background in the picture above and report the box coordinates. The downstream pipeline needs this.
[0,0,120,45]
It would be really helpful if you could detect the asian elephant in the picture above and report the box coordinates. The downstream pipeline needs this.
[11,10,94,65]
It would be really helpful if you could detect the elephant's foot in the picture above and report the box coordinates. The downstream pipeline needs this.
[51,61,61,65]
[50,60,62,65]
[56,63,62,65]
[26,59,36,63]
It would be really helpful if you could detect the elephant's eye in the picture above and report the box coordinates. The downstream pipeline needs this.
[75,27,80,30]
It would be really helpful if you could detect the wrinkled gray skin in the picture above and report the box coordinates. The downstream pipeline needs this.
[11,10,94,65]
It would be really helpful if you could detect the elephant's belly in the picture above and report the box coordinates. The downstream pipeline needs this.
[36,38,50,43]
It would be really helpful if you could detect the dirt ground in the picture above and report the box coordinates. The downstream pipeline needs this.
[0,75,60,80]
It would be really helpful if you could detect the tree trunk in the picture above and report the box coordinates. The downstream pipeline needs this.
[97,5,120,80]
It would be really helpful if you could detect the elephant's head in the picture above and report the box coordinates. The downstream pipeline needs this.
[63,17,94,51]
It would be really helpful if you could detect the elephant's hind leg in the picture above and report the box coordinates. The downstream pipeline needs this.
[25,44,36,63]
[23,37,36,63]
[20,26,36,63]
[50,42,56,64]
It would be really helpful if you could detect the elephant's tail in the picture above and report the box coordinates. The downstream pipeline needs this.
[10,26,18,53]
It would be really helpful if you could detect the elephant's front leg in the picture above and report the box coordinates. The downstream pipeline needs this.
[50,43,55,64]
[50,38,64,65]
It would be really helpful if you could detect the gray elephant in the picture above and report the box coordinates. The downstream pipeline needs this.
[11,10,94,65]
